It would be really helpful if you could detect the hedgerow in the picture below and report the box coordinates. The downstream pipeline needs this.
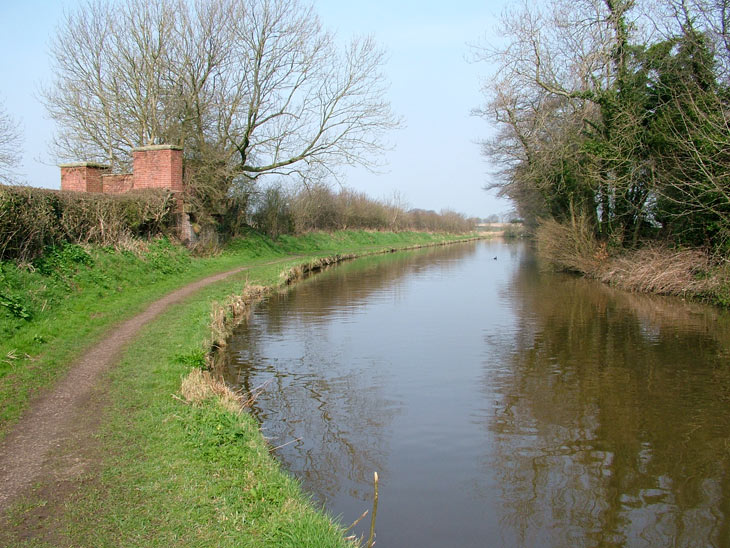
[0,185,175,261]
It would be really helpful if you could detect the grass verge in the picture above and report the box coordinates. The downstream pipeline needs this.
[0,229,476,437]
[0,229,481,546]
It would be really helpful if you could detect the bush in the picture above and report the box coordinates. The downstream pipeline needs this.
[0,185,176,262]
[536,214,605,275]
[286,183,476,234]
[251,185,294,238]
[291,183,342,232]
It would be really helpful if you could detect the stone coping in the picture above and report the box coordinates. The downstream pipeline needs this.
[132,144,183,152]
[59,162,110,169]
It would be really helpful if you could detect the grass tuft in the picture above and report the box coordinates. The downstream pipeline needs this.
[180,368,242,414]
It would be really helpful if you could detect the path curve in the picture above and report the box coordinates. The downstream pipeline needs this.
[0,260,287,511]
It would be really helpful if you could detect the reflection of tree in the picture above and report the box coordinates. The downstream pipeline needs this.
[225,243,479,503]
[259,243,473,337]
[483,253,730,546]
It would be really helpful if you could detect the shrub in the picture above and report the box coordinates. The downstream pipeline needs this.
[536,214,604,275]
[291,183,342,232]
[251,185,294,238]
[0,185,175,262]
[287,183,476,234]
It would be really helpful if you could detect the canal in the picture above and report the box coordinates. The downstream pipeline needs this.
[225,240,730,547]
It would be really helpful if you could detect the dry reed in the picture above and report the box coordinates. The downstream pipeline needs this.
[599,245,719,296]
[537,216,725,300]
[178,284,267,413]
[180,368,242,414]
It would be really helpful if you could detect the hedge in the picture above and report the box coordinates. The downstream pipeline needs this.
[0,185,176,262]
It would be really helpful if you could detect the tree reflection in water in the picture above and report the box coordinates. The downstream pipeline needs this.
[484,252,730,546]
[225,244,477,505]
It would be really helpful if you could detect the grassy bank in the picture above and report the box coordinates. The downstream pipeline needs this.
[0,229,475,436]
[0,229,480,546]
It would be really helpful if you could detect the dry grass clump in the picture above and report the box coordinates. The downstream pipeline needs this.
[208,285,266,352]
[599,245,719,296]
[280,254,356,284]
[536,215,606,276]
[537,215,725,299]
[180,368,242,414]
[180,284,269,413]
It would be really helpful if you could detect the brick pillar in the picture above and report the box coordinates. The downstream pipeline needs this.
[132,144,191,242]
[60,162,109,192]
[132,145,183,191]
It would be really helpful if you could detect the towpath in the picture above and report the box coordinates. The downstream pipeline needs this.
[0,258,292,512]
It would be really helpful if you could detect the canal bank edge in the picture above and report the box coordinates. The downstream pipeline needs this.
[0,232,485,547]
[194,236,487,418]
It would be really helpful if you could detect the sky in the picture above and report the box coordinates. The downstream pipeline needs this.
[0,0,512,218]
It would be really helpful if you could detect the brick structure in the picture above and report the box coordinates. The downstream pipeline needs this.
[101,173,134,194]
[59,145,191,240]
[59,162,109,193]
[60,145,183,194]
[132,145,183,192]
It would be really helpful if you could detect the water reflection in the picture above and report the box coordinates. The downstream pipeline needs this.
[485,252,730,546]
[226,244,480,504]
[226,241,730,547]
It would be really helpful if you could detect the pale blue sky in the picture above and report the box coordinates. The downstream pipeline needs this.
[0,0,511,217]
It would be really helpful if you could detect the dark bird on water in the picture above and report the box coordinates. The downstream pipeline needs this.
[493,256,497,260]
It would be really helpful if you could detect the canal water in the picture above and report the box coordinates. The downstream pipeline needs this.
[224,240,730,547]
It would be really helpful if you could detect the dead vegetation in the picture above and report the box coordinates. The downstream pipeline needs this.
[280,255,357,285]
[598,246,721,296]
[537,217,728,301]
[180,368,242,414]
[178,285,266,412]
[536,216,607,277]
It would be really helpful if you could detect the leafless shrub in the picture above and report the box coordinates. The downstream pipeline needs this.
[0,185,175,262]
[287,183,476,234]
[536,214,605,275]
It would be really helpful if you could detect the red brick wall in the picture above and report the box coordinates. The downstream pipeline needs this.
[60,163,108,193]
[132,145,183,192]
[58,147,191,241]
[102,173,134,194]
[60,167,86,192]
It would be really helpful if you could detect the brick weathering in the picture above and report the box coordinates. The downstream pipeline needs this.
[60,145,192,240]
[60,145,183,194]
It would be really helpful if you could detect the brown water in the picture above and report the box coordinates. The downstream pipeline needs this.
[225,240,730,547]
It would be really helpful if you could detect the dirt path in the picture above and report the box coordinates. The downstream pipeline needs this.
[0,260,288,512]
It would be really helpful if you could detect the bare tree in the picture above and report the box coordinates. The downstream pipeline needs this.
[475,0,664,240]
[0,98,22,184]
[44,0,399,218]
[473,0,613,225]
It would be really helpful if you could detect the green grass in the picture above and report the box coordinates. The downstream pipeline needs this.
[52,270,353,547]
[0,230,475,437]
[0,229,479,546]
